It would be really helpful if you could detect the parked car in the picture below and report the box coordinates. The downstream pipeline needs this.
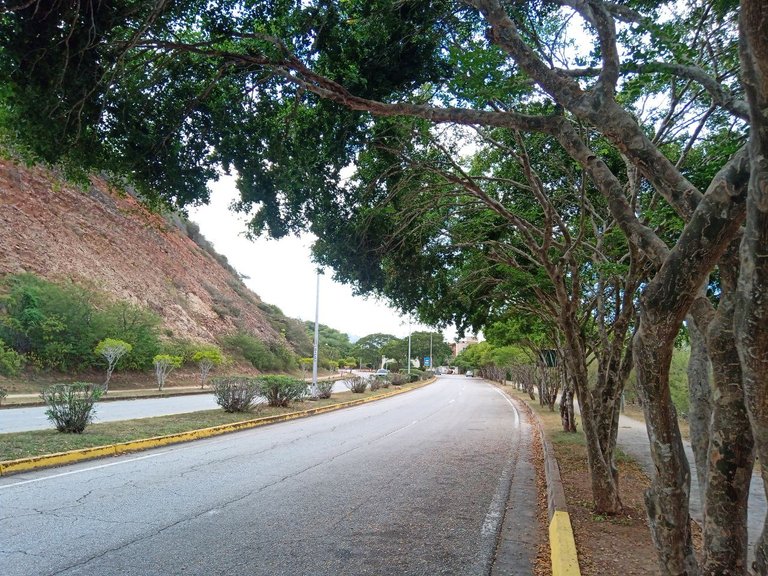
[465,370,474,377]
[375,368,390,377]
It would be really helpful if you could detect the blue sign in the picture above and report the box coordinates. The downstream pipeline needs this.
[424,356,431,367]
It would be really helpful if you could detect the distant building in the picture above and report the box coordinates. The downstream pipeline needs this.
[452,337,478,357]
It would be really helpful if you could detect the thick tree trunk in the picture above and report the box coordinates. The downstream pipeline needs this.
[736,4,768,572]
[634,312,698,575]
[578,383,623,514]
[686,312,711,504]
[564,337,623,515]
[699,291,754,575]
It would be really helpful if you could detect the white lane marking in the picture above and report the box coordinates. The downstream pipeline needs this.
[0,451,171,490]
[448,399,455,404]
[491,386,520,428]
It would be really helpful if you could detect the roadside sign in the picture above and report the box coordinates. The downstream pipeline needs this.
[424,356,431,367]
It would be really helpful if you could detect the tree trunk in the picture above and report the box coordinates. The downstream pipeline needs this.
[577,377,623,514]
[563,334,623,515]
[686,312,711,504]
[634,312,698,575]
[736,5,768,572]
[699,290,754,575]
[560,385,576,433]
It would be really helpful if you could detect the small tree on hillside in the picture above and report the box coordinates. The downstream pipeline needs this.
[191,346,224,389]
[299,356,313,379]
[153,354,182,391]
[94,338,132,393]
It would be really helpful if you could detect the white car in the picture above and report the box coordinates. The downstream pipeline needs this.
[374,368,390,377]
[465,370,474,377]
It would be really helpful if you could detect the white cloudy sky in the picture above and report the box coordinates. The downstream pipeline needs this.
[187,175,454,342]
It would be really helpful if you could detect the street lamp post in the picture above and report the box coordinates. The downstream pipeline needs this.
[312,271,320,395]
[407,318,412,376]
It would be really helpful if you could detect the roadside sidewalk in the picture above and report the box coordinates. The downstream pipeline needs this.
[616,413,765,566]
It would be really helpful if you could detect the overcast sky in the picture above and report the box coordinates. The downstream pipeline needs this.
[187,175,455,342]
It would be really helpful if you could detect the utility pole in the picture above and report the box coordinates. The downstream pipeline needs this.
[407,318,412,376]
[312,271,320,395]
[429,332,433,371]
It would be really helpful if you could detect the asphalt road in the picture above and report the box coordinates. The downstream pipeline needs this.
[0,380,353,434]
[0,375,536,575]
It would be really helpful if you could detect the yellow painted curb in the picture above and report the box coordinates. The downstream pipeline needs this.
[0,378,436,477]
[549,510,581,576]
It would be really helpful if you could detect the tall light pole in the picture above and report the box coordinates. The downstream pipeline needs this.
[407,318,412,376]
[312,271,320,395]
[429,332,433,371]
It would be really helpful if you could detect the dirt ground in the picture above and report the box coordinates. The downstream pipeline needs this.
[552,440,660,575]
[508,389,663,575]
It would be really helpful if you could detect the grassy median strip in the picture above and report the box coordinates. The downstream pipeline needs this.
[0,385,422,462]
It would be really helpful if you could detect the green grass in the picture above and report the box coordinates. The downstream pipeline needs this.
[0,384,422,462]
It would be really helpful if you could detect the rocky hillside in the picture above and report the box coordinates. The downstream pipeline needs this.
[0,159,284,345]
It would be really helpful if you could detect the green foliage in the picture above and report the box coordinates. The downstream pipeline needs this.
[406,369,424,383]
[0,274,161,372]
[350,332,397,368]
[192,346,225,388]
[0,274,102,371]
[41,383,102,433]
[191,346,224,366]
[153,354,182,390]
[256,302,314,357]
[94,338,133,361]
[96,301,161,370]
[161,338,198,365]
[315,379,335,399]
[221,332,296,372]
[258,375,307,407]
[0,338,24,376]
[210,376,261,412]
[305,322,353,366]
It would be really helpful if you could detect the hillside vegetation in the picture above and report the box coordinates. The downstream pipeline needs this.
[0,159,313,380]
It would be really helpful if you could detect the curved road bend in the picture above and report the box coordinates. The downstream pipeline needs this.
[0,375,538,576]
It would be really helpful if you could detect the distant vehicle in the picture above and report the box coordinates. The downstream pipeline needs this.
[465,370,474,377]
[375,368,390,377]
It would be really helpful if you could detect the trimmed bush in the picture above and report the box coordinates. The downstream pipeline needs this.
[316,379,334,399]
[211,376,261,412]
[344,376,368,393]
[369,377,382,392]
[408,369,425,382]
[258,375,307,407]
[41,383,102,433]
[390,373,407,386]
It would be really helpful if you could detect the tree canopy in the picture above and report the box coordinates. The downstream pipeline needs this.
[2,2,767,574]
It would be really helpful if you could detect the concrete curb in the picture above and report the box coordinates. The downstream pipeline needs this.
[0,378,435,477]
[498,385,581,576]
